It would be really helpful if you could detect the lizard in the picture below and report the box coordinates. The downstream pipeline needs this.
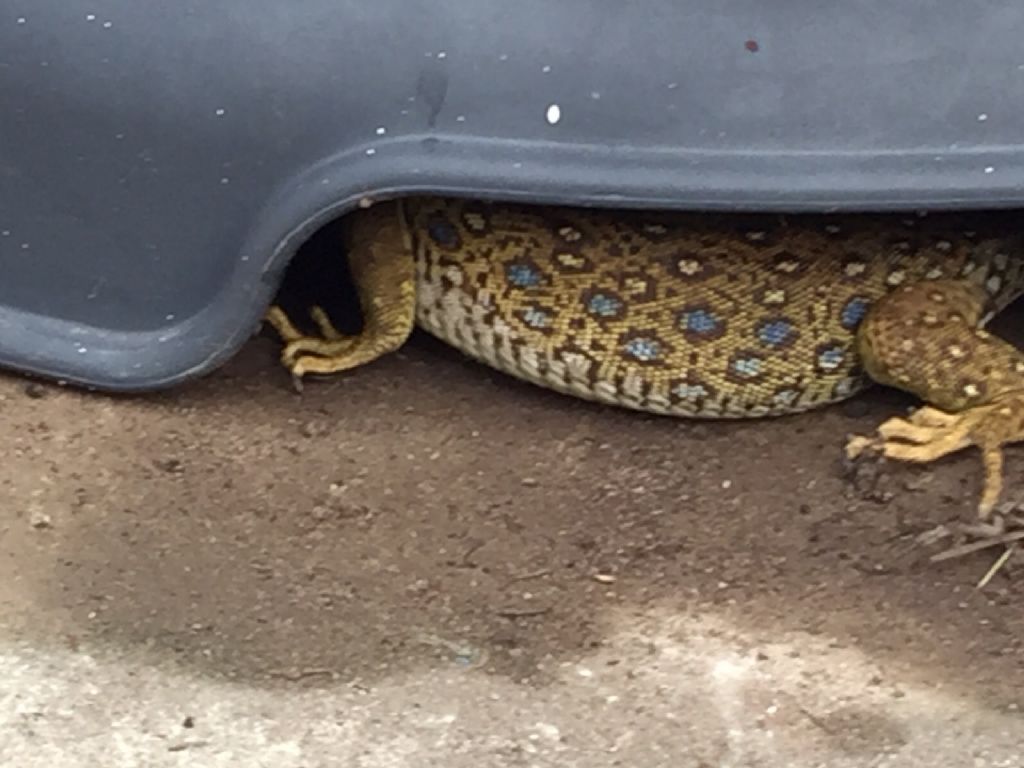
[265,196,1024,520]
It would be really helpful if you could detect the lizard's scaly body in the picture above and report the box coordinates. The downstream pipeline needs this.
[266,197,1024,517]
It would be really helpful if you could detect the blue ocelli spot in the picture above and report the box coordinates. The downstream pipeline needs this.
[732,356,763,378]
[506,263,542,288]
[679,309,720,335]
[624,337,661,362]
[757,319,795,347]
[587,292,623,318]
[840,297,871,329]
[521,308,552,329]
[817,345,845,371]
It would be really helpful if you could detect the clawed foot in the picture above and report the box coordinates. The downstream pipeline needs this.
[846,400,1019,520]
[264,298,414,390]
[264,305,361,391]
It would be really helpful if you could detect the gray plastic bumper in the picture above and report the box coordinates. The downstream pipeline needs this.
[2,1,1023,390]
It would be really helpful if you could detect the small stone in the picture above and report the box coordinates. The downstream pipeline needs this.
[182,716,195,729]
[154,458,184,474]
[903,472,934,492]
[299,420,329,438]
[521,477,539,487]
[30,510,52,529]
[310,505,332,522]
[406,578,430,596]
[24,383,46,399]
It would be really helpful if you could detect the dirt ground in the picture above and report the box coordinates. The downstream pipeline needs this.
[1,276,1023,764]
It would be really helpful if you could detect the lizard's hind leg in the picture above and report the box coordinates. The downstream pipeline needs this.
[264,202,417,386]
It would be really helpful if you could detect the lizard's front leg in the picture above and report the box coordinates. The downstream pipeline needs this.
[847,280,1024,519]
